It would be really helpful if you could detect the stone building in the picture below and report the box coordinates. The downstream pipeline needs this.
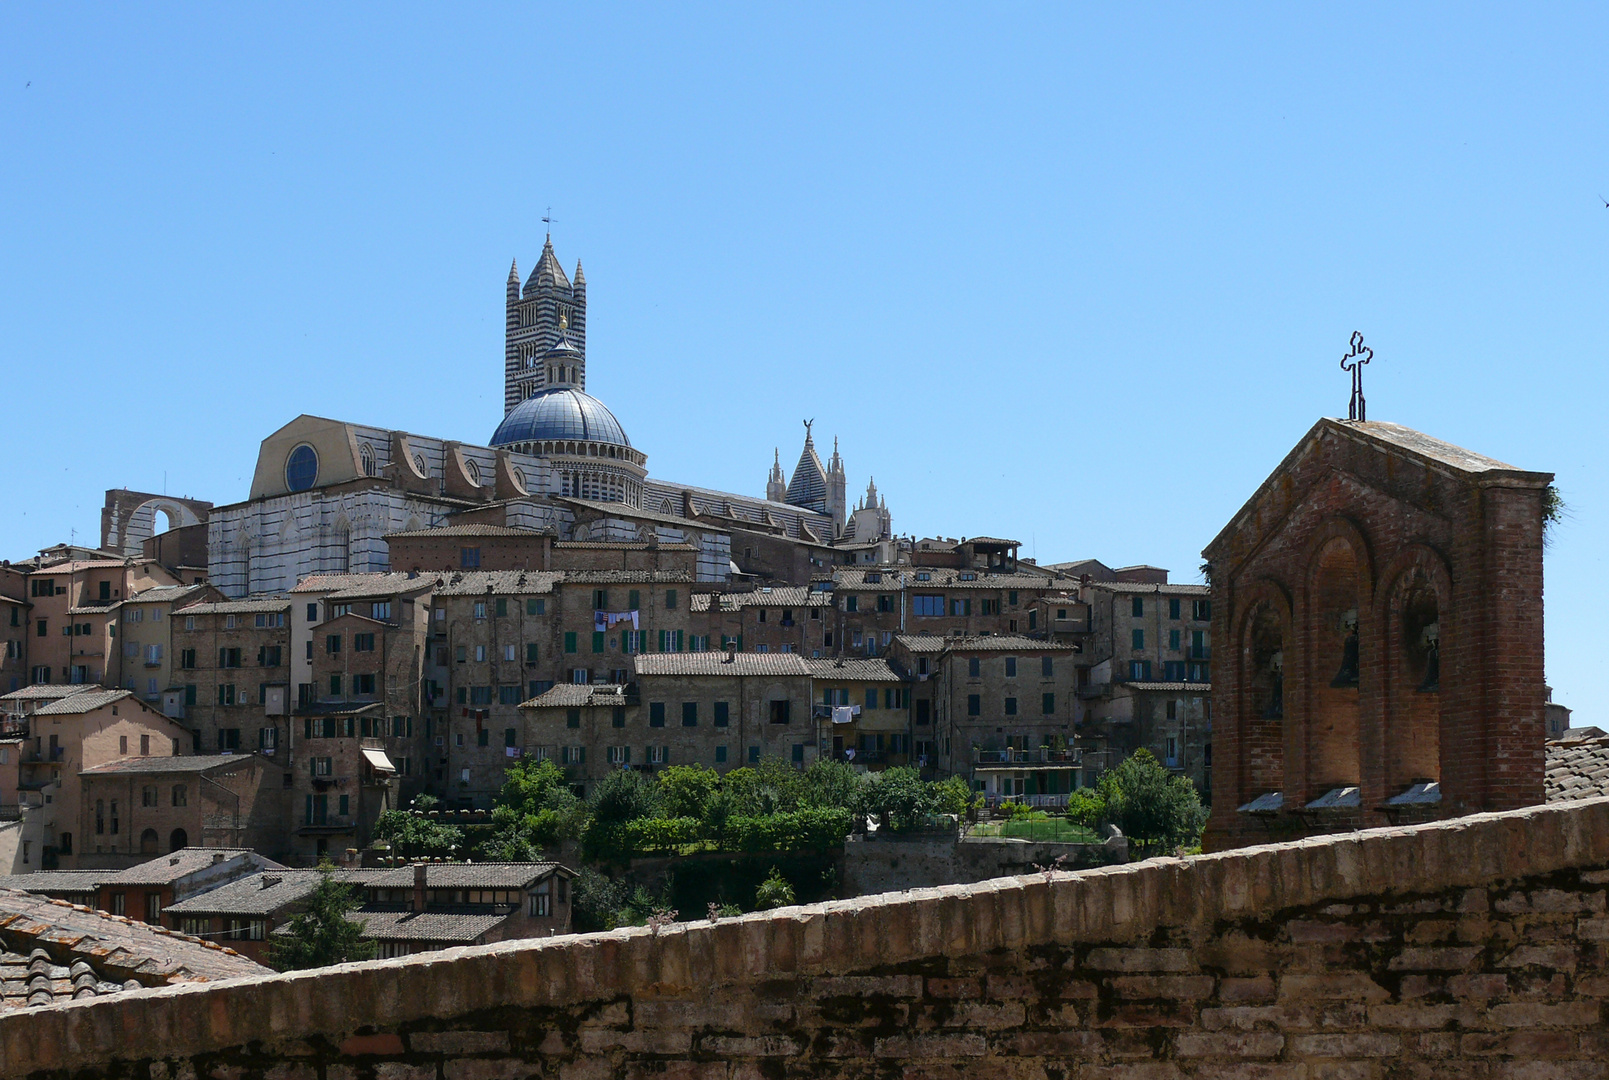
[76,755,276,866]
[692,586,834,657]
[15,689,193,870]
[915,635,1082,805]
[168,598,293,756]
[518,652,817,792]
[93,847,282,926]
[99,489,213,560]
[23,558,184,688]
[204,242,886,598]
[803,657,909,767]
[1203,419,1552,850]
[1077,580,1213,792]
[108,583,216,710]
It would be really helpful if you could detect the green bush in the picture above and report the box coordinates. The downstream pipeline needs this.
[754,868,796,910]
[720,807,851,852]
[571,868,629,932]
[1097,749,1207,854]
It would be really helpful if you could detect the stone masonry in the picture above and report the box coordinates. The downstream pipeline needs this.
[13,795,1609,1078]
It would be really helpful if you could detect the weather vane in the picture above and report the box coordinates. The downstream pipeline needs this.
[542,207,557,238]
[1340,331,1373,422]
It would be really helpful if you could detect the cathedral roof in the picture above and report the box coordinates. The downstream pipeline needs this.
[525,238,571,294]
[542,335,581,358]
[786,428,829,513]
[490,388,630,448]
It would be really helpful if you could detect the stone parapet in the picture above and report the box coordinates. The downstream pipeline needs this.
[8,796,1609,1077]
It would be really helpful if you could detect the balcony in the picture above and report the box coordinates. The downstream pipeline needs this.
[297,815,357,834]
[972,747,1081,769]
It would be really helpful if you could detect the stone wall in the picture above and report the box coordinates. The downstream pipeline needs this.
[13,797,1609,1078]
[842,832,1125,895]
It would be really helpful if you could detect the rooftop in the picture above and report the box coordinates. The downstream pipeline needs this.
[430,570,561,596]
[384,524,541,539]
[366,862,559,890]
[802,657,905,682]
[1546,736,1609,803]
[0,871,110,894]
[290,572,428,596]
[80,755,259,777]
[31,689,134,716]
[165,870,386,917]
[0,887,268,1001]
[343,908,509,943]
[99,849,283,887]
[0,685,92,704]
[174,599,292,616]
[634,653,811,678]
[1087,581,1210,596]
[521,684,630,709]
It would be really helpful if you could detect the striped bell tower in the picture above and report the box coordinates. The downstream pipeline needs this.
[504,237,587,414]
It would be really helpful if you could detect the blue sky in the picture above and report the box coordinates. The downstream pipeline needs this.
[2,5,1605,715]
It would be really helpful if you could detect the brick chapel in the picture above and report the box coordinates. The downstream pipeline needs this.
[1202,418,1553,851]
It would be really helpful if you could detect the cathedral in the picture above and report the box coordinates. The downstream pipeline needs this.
[203,239,893,596]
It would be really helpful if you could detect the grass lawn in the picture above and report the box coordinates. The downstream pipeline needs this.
[970,816,1100,844]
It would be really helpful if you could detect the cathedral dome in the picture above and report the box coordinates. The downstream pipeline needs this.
[490,387,631,448]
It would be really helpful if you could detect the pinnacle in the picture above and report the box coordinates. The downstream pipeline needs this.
[507,259,520,283]
[574,260,586,285]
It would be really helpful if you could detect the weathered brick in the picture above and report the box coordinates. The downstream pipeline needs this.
[1389,946,1482,971]
[1288,1032,1402,1057]
[1490,1002,1602,1027]
[924,977,981,999]
[442,1062,531,1080]
[338,1034,405,1057]
[1277,973,1390,1001]
[1219,976,1276,1003]
[1084,948,1196,971]
[1110,975,1216,1000]
[872,1034,986,1058]
[411,1031,511,1055]
[1173,1032,1284,1057]
[1462,1030,1579,1055]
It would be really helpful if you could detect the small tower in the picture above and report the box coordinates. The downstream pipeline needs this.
[766,449,787,503]
[826,437,848,531]
[504,236,587,414]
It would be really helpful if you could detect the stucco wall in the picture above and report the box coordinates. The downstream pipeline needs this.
[12,797,1609,1078]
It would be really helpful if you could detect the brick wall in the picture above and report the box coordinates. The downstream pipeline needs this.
[17,796,1609,1078]
[1204,420,1552,849]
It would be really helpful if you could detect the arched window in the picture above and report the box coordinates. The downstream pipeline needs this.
[359,443,376,477]
[140,828,159,855]
[466,458,482,486]
[169,828,188,852]
[413,453,427,477]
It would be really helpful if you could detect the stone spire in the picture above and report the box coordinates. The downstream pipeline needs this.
[826,437,848,531]
[529,237,571,292]
[786,421,829,514]
[766,448,787,502]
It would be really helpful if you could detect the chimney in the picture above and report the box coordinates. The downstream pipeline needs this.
[212,852,225,865]
[724,643,736,664]
[413,862,427,913]
[261,875,280,890]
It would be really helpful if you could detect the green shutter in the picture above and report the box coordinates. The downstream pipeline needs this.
[592,631,605,653]
[526,642,539,663]
[629,590,640,610]
[564,632,577,654]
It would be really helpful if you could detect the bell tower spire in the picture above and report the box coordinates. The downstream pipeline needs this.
[504,231,586,414]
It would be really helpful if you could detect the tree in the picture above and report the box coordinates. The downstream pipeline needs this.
[371,809,463,860]
[268,870,376,971]
[591,767,661,825]
[571,867,629,932]
[658,764,720,821]
[485,755,585,854]
[1097,749,1207,854]
[800,759,860,812]
[859,767,932,832]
